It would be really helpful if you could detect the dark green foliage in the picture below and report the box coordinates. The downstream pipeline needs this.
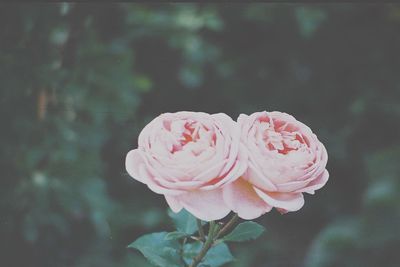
[131,210,239,267]
[128,232,183,267]
[222,222,265,242]
[168,209,199,236]
[183,242,235,267]
[1,3,400,267]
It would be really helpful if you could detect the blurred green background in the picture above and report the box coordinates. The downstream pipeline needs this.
[1,3,400,267]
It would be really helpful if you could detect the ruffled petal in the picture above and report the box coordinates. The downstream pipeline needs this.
[254,188,305,212]
[126,150,184,196]
[296,169,329,194]
[125,149,148,183]
[177,189,231,221]
[165,195,183,213]
[245,162,277,191]
[202,143,248,190]
[223,178,272,220]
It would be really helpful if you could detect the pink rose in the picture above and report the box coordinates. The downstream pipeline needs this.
[223,111,329,219]
[126,111,247,221]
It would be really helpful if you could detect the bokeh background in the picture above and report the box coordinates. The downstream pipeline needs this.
[1,3,400,267]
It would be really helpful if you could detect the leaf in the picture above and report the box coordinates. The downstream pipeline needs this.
[165,231,188,240]
[222,221,265,242]
[127,232,183,267]
[182,241,202,263]
[183,241,235,267]
[204,243,235,267]
[168,208,198,235]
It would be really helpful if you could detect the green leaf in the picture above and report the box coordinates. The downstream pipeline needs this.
[165,231,189,240]
[183,241,234,267]
[222,221,265,242]
[168,208,198,235]
[182,241,202,264]
[204,243,235,267]
[128,232,183,267]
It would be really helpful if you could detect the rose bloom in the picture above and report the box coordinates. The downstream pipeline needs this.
[126,111,247,221]
[223,111,329,220]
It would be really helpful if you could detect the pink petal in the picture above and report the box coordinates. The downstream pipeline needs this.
[245,162,277,191]
[193,159,227,182]
[165,196,183,213]
[223,178,272,220]
[275,179,310,192]
[201,142,248,190]
[125,149,148,183]
[126,150,184,196]
[202,149,248,190]
[296,169,329,194]
[177,189,231,221]
[254,188,305,212]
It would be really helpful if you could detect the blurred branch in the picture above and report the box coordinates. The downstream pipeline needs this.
[61,4,90,68]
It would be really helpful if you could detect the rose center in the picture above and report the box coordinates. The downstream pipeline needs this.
[170,121,215,154]
[259,121,306,155]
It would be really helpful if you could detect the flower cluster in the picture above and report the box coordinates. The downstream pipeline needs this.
[126,111,328,221]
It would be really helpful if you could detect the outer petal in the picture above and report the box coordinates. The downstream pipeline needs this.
[276,179,311,192]
[254,188,305,212]
[237,113,250,125]
[223,178,272,220]
[125,149,148,183]
[126,150,184,196]
[296,169,329,194]
[165,196,183,213]
[244,162,277,191]
[193,159,227,182]
[212,113,240,136]
[202,143,248,190]
[177,189,231,221]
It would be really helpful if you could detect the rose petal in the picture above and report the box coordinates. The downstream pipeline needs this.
[125,149,148,183]
[245,161,277,191]
[223,178,272,220]
[177,189,231,221]
[296,169,329,194]
[193,159,227,182]
[276,179,311,192]
[202,143,248,190]
[126,150,184,196]
[140,153,203,190]
[254,188,305,212]
[165,195,183,213]
[213,113,241,176]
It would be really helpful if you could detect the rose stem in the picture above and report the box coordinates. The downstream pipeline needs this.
[189,221,217,267]
[180,237,188,266]
[196,219,205,242]
[214,214,239,240]
[189,214,239,267]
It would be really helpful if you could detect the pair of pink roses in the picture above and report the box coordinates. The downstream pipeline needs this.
[126,111,328,221]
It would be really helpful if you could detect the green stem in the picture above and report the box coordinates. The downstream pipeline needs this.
[189,221,217,267]
[189,214,239,267]
[181,237,188,267]
[214,214,239,240]
[196,219,205,241]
